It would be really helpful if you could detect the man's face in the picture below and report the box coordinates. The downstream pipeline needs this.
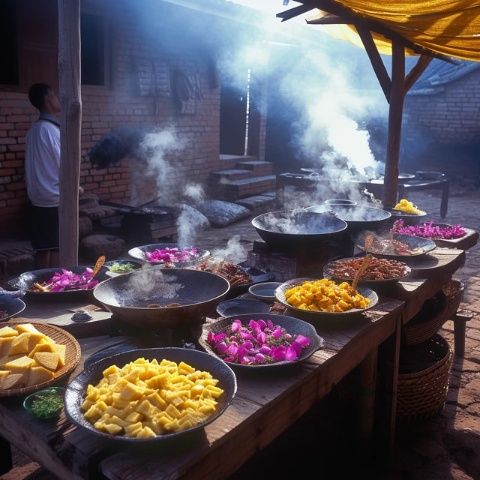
[44,88,61,114]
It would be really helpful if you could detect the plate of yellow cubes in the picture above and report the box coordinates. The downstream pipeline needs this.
[275,278,378,320]
[0,322,81,397]
[65,347,237,442]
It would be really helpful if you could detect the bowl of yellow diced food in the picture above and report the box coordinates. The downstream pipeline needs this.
[65,347,237,442]
[390,199,427,225]
[275,278,378,320]
[0,322,81,397]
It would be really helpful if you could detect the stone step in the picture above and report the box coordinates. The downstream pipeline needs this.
[220,175,277,200]
[236,191,277,212]
[219,154,257,170]
[236,160,273,176]
[210,169,252,182]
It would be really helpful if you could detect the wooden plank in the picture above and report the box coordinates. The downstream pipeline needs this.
[375,314,402,465]
[58,0,82,266]
[383,40,405,208]
[404,247,465,279]
[99,302,404,480]
[404,54,432,92]
[355,24,391,102]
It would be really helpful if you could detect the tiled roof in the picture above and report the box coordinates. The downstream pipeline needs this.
[408,59,480,96]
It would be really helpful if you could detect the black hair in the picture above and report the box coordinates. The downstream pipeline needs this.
[28,83,51,111]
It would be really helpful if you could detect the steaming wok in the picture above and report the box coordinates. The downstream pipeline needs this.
[93,268,230,329]
[252,210,347,249]
[307,205,391,233]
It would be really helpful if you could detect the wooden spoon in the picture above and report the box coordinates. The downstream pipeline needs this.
[364,234,374,254]
[92,255,106,278]
[352,254,372,292]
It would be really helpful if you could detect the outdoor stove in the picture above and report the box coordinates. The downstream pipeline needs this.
[99,200,177,244]
[247,236,354,282]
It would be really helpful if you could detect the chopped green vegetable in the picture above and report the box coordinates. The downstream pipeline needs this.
[30,393,64,419]
[109,262,135,273]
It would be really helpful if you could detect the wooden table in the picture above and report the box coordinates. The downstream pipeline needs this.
[0,247,468,479]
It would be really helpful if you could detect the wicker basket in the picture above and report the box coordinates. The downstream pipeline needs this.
[404,279,464,345]
[397,334,452,422]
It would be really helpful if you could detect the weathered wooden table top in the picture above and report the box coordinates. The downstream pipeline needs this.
[0,246,468,479]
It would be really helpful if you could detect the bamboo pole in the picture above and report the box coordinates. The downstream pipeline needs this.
[58,0,82,266]
[383,41,405,208]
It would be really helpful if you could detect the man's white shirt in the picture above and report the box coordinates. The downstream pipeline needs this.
[25,114,60,207]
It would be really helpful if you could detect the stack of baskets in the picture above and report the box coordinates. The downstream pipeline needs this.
[397,279,463,422]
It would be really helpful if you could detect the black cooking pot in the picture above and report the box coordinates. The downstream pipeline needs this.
[251,210,347,249]
[307,205,391,233]
[93,267,229,330]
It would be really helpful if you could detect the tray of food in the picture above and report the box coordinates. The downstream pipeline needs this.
[323,256,411,285]
[201,313,323,369]
[275,278,378,320]
[355,232,436,258]
[392,220,467,240]
[193,259,274,297]
[128,243,210,267]
[0,322,81,397]
[8,260,108,299]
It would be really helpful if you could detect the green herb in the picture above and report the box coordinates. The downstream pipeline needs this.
[30,393,64,419]
[109,262,135,273]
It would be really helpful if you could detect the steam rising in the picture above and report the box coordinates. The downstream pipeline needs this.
[212,235,248,264]
[218,3,387,206]
[137,128,184,204]
[121,268,183,306]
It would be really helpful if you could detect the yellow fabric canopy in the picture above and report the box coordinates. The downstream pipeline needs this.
[312,1,480,61]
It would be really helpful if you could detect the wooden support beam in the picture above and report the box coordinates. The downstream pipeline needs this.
[58,0,82,266]
[355,25,391,102]
[302,0,451,62]
[277,3,315,22]
[383,41,405,208]
[306,13,348,25]
[404,54,432,93]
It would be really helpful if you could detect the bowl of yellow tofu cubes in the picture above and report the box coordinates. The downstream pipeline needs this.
[275,278,378,321]
[65,347,237,442]
[0,322,81,397]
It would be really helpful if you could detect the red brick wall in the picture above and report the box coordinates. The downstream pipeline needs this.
[0,2,222,233]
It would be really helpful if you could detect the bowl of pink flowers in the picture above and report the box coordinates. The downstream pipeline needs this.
[201,313,324,369]
[128,243,210,267]
[392,220,466,240]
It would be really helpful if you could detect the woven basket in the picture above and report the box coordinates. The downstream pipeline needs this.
[404,279,464,346]
[0,322,81,398]
[397,334,452,422]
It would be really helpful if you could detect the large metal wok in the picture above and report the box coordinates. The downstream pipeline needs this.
[252,210,347,249]
[93,268,230,329]
[307,205,391,233]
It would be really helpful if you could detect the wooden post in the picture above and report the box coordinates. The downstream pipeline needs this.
[383,41,405,208]
[58,0,82,266]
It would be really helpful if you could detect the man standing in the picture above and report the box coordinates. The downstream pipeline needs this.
[25,83,61,268]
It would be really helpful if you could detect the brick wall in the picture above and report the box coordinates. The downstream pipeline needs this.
[404,68,480,145]
[0,1,222,233]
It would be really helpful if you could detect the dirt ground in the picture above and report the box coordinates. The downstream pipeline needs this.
[2,186,480,480]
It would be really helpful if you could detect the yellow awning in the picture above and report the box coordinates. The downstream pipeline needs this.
[310,1,480,61]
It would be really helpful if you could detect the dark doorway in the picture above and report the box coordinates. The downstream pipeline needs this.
[220,82,247,155]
